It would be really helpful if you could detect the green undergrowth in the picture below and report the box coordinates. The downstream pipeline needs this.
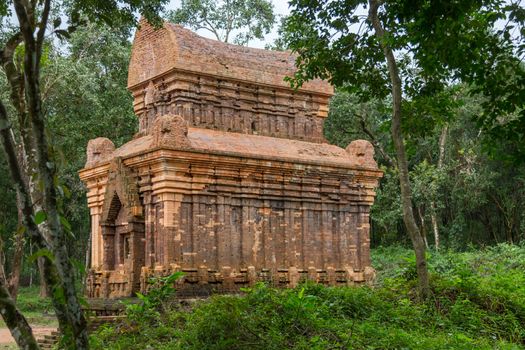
[0,286,57,328]
[90,243,525,349]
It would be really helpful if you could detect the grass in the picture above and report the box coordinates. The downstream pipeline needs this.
[89,243,525,349]
[0,286,58,328]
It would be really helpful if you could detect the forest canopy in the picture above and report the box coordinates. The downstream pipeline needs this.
[0,0,524,348]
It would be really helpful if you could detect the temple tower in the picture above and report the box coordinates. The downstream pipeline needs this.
[79,21,382,298]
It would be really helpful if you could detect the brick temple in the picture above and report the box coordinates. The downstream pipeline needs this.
[79,20,383,299]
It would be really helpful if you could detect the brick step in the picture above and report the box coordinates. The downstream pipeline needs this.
[37,332,60,350]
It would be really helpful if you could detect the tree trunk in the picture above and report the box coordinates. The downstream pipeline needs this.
[0,196,24,302]
[430,202,440,250]
[417,206,429,249]
[0,105,40,349]
[82,231,92,294]
[7,237,23,301]
[369,0,430,299]
[38,257,49,298]
[29,243,33,287]
[7,192,25,301]
[9,0,90,347]
[0,282,39,349]
[429,123,448,250]
[0,94,83,348]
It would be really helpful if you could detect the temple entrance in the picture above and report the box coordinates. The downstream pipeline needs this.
[102,192,145,295]
[99,169,145,297]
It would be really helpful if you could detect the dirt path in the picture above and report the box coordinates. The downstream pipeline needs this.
[0,327,56,346]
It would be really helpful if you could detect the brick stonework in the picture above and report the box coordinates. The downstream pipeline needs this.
[79,20,382,299]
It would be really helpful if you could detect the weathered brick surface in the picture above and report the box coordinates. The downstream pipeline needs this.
[79,21,382,299]
[128,21,331,143]
[128,20,332,94]
[86,138,115,168]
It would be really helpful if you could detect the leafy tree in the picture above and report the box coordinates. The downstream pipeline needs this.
[283,0,525,298]
[0,20,138,300]
[45,22,139,273]
[0,0,167,348]
[325,87,525,249]
[167,0,276,45]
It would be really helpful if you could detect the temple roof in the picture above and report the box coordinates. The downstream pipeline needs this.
[106,127,371,169]
[128,20,333,95]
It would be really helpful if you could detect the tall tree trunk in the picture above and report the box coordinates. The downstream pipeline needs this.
[0,103,40,350]
[417,206,429,249]
[369,0,430,299]
[29,243,33,287]
[7,192,25,301]
[9,130,31,301]
[1,97,82,348]
[82,232,92,294]
[0,194,25,302]
[430,123,448,250]
[429,202,440,250]
[0,22,72,338]
[10,0,90,347]
[38,257,49,298]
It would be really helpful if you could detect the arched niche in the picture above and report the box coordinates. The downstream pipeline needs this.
[100,159,145,276]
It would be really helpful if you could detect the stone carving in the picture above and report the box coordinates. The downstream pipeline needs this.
[85,137,115,168]
[151,114,191,148]
[346,140,377,168]
[144,81,155,106]
[80,21,383,299]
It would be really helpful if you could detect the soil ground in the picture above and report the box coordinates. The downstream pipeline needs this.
[0,327,56,348]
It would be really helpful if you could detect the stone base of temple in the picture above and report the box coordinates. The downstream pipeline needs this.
[86,265,376,299]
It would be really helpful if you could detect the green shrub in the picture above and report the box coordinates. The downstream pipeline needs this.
[90,244,525,349]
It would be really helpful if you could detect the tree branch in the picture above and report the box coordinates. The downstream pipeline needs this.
[12,0,35,52]
[224,7,235,43]
[0,32,25,117]
[0,102,46,246]
[11,4,90,345]
[0,100,43,349]
[36,0,51,62]
[0,281,39,349]
[356,112,395,168]
[203,18,222,41]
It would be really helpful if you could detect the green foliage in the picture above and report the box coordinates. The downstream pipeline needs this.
[283,0,525,161]
[15,287,54,316]
[91,244,525,349]
[65,0,168,30]
[324,91,390,151]
[0,0,166,302]
[0,287,58,328]
[324,87,525,247]
[125,271,184,321]
[42,22,140,264]
[166,0,275,45]
[0,20,143,286]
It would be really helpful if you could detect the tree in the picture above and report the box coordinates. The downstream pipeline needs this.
[0,154,24,301]
[0,0,166,348]
[325,86,525,248]
[167,0,275,45]
[283,0,525,298]
[45,22,140,276]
